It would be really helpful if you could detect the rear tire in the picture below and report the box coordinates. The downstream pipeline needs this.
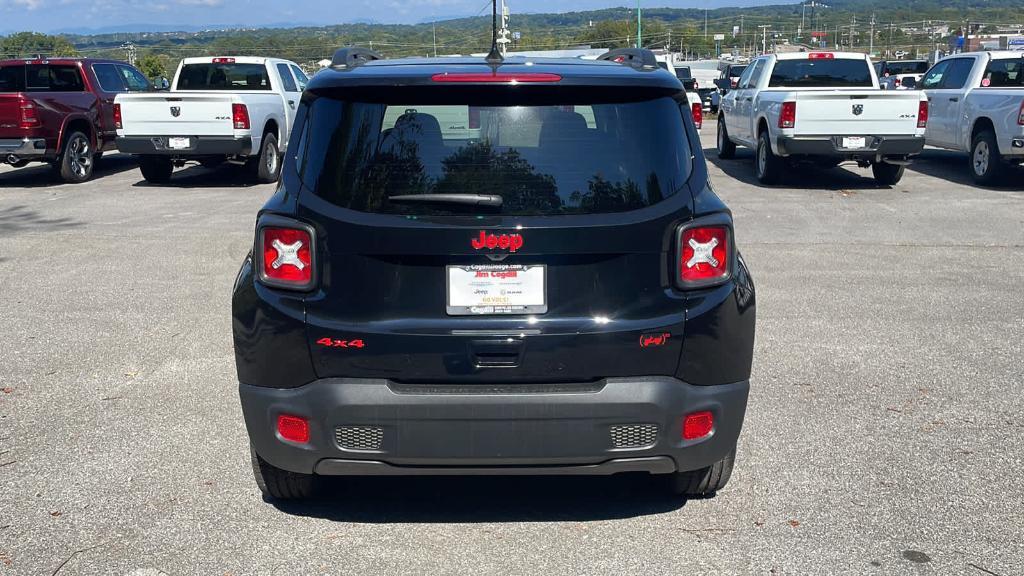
[716,116,736,159]
[669,449,736,497]
[251,446,317,500]
[872,162,905,186]
[251,132,281,183]
[139,155,173,184]
[755,130,782,184]
[970,130,1006,186]
[57,131,94,183]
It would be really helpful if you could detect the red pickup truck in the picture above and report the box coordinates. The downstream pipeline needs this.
[0,58,152,183]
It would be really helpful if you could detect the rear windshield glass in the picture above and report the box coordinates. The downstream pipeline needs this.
[769,58,873,88]
[883,61,928,75]
[177,63,271,90]
[982,59,1024,87]
[0,65,84,92]
[300,89,691,216]
[0,65,25,92]
[675,67,692,79]
[726,66,746,78]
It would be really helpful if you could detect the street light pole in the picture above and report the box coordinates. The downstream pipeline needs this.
[636,0,642,49]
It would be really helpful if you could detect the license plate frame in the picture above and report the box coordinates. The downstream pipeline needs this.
[168,137,191,150]
[446,264,547,316]
[841,136,867,149]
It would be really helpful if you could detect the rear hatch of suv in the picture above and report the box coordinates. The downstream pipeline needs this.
[291,79,700,384]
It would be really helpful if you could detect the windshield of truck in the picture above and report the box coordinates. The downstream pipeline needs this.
[177,63,271,90]
[884,61,928,75]
[675,67,692,79]
[982,59,1024,87]
[300,86,692,216]
[769,58,873,88]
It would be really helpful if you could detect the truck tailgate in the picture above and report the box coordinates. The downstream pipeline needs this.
[0,94,21,131]
[791,90,923,135]
[117,93,236,136]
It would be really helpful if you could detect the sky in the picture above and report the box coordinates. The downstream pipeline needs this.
[3,0,783,34]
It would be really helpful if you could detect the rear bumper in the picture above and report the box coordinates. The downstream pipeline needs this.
[776,135,925,158]
[0,137,47,158]
[116,135,252,156]
[240,377,749,476]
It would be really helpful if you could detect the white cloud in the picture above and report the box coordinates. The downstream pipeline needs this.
[13,0,44,9]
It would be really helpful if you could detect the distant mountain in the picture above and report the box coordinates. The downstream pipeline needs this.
[51,21,322,35]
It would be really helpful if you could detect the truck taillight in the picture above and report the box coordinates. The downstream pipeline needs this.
[212,57,236,64]
[691,102,703,130]
[730,78,738,88]
[18,97,39,129]
[113,103,122,129]
[1018,101,1024,126]
[894,77,902,87]
[257,220,316,290]
[808,52,835,59]
[779,101,796,129]
[676,218,732,289]
[232,103,250,130]
[917,100,929,128]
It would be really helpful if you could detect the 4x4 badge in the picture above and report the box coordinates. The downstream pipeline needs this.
[471,230,523,253]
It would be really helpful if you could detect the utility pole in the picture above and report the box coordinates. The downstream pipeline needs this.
[636,0,642,49]
[704,8,708,40]
[432,22,437,57]
[120,41,137,66]
[869,13,876,55]
[496,0,511,55]
[758,25,770,54]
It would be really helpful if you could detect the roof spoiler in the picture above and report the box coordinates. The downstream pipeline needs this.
[331,47,383,70]
[598,48,659,70]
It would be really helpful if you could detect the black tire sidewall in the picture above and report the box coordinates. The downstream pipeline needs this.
[256,133,280,183]
[139,156,173,183]
[971,131,1002,185]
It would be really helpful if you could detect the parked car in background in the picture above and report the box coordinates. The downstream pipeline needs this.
[920,51,1024,184]
[0,58,152,182]
[875,59,929,89]
[115,56,309,183]
[716,51,928,185]
[675,65,719,112]
[716,63,748,92]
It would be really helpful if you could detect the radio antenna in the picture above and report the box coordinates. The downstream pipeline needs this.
[485,0,504,64]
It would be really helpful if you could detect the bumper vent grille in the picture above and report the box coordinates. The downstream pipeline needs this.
[335,426,384,451]
[609,424,659,449]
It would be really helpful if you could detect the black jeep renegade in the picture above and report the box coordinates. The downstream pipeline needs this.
[232,48,756,499]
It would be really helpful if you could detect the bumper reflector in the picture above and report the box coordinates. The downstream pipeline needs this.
[276,414,310,444]
[683,411,714,440]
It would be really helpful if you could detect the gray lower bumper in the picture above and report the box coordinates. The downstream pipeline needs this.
[240,376,749,476]
[777,135,925,157]
[0,138,47,157]
[116,135,252,156]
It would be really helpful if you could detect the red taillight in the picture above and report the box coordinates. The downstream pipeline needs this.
[808,52,835,59]
[259,225,314,290]
[691,102,703,130]
[678,224,730,288]
[276,414,309,444]
[232,103,250,130]
[113,103,122,129]
[917,100,929,129]
[779,101,796,129]
[18,97,39,129]
[1017,101,1024,126]
[212,57,236,64]
[693,79,699,89]
[431,72,562,83]
[730,78,738,88]
[683,411,714,440]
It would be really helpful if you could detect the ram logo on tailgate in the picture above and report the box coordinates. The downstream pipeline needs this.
[471,230,523,253]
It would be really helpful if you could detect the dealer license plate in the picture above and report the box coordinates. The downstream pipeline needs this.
[446,264,547,315]
[841,136,866,149]
[168,137,190,150]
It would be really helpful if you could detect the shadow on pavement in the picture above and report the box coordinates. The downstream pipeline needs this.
[0,154,138,188]
[0,204,83,234]
[131,163,265,189]
[703,146,900,191]
[906,148,1023,190]
[270,474,695,523]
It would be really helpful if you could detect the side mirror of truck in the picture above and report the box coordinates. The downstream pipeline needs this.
[713,78,731,92]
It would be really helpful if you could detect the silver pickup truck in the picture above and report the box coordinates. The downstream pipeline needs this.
[920,51,1024,184]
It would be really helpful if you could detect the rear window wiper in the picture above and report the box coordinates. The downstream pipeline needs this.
[387,194,503,208]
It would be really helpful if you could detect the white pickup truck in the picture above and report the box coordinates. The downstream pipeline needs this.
[115,56,309,183]
[716,51,928,185]
[919,51,1024,184]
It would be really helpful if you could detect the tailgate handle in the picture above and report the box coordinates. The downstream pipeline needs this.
[949,97,959,102]
[470,339,523,368]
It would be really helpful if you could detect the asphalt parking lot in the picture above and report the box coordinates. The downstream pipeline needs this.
[1,131,1022,575]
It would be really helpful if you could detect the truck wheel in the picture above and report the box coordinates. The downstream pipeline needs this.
[970,130,1006,185]
[252,132,281,183]
[57,131,94,183]
[668,449,736,497]
[755,130,782,184]
[139,156,173,184]
[716,116,736,159]
[872,162,905,186]
[250,446,318,500]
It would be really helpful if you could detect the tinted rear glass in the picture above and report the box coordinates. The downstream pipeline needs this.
[177,63,271,90]
[675,67,692,79]
[883,61,928,75]
[727,66,746,78]
[982,59,1024,87]
[769,58,872,88]
[4,65,85,92]
[0,65,25,92]
[300,88,691,216]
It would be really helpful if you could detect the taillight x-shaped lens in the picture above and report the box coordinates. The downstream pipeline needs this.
[680,226,729,285]
[261,227,312,287]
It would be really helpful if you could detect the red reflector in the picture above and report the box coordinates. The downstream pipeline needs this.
[260,227,313,288]
[683,411,714,440]
[276,414,309,444]
[232,103,250,130]
[917,100,929,129]
[691,102,703,130]
[18,97,39,129]
[778,101,796,129]
[113,103,122,129]
[894,77,901,87]
[431,72,562,83]
[808,52,835,59]
[212,57,236,64]
[679,225,730,286]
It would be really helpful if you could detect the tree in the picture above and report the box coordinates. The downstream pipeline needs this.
[136,54,166,79]
[0,32,78,59]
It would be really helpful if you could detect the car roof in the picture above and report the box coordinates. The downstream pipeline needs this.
[0,57,129,66]
[772,51,869,61]
[308,55,681,90]
[180,56,289,65]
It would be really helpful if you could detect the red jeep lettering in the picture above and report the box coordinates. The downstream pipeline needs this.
[471,230,523,253]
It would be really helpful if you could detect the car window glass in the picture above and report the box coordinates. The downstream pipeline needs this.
[981,59,1024,87]
[885,61,929,75]
[0,65,26,92]
[276,63,297,92]
[177,63,271,90]
[92,63,125,92]
[768,58,873,88]
[118,65,150,91]
[940,59,973,89]
[735,65,757,89]
[743,60,766,89]
[49,65,85,91]
[290,65,309,90]
[921,61,949,89]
